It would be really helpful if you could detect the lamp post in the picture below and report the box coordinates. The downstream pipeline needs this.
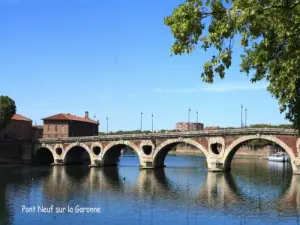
[188,108,191,131]
[245,108,247,127]
[196,111,198,123]
[106,116,108,134]
[140,112,143,131]
[241,105,243,128]
[151,114,154,133]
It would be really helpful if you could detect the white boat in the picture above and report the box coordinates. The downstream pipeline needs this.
[268,152,289,162]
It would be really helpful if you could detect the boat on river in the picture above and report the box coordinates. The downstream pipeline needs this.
[268,152,289,162]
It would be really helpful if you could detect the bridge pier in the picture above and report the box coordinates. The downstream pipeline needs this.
[139,161,166,169]
[292,161,300,175]
[140,161,155,169]
[88,159,119,168]
[51,159,65,166]
[207,159,228,172]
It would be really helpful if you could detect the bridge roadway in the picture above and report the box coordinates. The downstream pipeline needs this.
[33,128,300,174]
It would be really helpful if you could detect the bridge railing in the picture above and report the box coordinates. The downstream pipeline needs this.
[36,128,297,144]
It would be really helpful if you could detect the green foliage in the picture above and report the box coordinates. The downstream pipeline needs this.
[99,129,178,135]
[249,123,293,128]
[0,96,16,131]
[111,130,152,135]
[165,0,300,131]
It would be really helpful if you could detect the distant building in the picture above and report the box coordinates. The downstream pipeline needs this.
[42,111,99,138]
[1,114,33,140]
[176,122,204,132]
[204,126,220,130]
[32,125,43,140]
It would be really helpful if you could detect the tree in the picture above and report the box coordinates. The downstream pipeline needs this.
[165,0,300,131]
[0,96,16,131]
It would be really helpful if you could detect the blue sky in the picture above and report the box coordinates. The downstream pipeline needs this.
[0,0,289,131]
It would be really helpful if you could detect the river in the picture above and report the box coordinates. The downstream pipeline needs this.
[0,155,299,225]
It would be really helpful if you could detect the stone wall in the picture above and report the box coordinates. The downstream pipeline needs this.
[4,120,32,141]
[0,142,32,164]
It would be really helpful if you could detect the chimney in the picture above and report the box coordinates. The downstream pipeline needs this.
[85,111,89,118]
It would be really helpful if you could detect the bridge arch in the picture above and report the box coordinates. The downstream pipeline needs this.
[223,135,297,171]
[91,142,103,156]
[140,140,155,156]
[54,144,64,156]
[34,145,55,165]
[101,140,141,167]
[153,138,209,168]
[62,143,92,165]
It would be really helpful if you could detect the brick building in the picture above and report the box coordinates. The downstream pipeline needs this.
[42,111,99,138]
[32,125,43,140]
[1,114,33,140]
[176,122,204,132]
[204,126,220,130]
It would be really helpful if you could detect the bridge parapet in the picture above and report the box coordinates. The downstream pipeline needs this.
[36,128,297,144]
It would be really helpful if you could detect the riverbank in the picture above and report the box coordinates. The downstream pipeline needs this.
[0,141,32,164]
[169,145,270,158]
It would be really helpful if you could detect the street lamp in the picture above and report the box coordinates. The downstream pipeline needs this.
[196,111,198,123]
[241,105,243,128]
[245,108,247,127]
[188,108,191,131]
[140,112,143,131]
[151,113,154,133]
[106,116,108,134]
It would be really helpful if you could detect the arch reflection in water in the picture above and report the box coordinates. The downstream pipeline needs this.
[279,175,300,213]
[197,172,242,207]
[42,166,125,201]
[134,169,173,198]
[37,163,300,214]
[39,167,255,208]
[230,158,292,204]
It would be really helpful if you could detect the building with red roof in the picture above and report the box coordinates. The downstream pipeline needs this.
[42,111,99,138]
[1,114,33,140]
[176,122,204,132]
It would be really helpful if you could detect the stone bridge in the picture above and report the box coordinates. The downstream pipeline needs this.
[33,128,300,174]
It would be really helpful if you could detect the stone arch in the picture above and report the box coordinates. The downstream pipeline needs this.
[35,144,55,156]
[224,135,297,171]
[153,138,209,168]
[54,144,64,156]
[140,140,155,156]
[208,137,225,157]
[34,145,55,165]
[62,142,92,165]
[101,140,141,166]
[91,142,103,156]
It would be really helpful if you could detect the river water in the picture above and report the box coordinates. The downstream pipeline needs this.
[0,155,299,225]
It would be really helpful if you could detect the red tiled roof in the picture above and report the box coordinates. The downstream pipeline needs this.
[12,114,32,122]
[42,113,99,124]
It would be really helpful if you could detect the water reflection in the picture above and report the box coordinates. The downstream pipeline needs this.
[38,162,294,212]
[198,172,243,207]
[1,157,300,225]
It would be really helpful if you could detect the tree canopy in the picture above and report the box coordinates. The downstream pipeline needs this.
[165,0,300,131]
[0,96,16,131]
